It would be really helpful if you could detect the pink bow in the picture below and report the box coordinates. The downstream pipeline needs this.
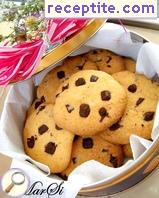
[47,18,88,44]
[0,39,45,85]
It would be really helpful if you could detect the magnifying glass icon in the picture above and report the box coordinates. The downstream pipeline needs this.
[5,171,25,193]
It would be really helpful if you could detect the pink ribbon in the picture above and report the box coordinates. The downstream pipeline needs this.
[0,39,45,85]
[47,19,88,44]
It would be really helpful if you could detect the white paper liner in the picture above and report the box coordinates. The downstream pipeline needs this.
[1,23,159,197]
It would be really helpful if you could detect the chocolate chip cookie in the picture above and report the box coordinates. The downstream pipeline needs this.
[23,103,74,173]
[100,71,159,144]
[85,49,125,74]
[64,55,98,72]
[61,136,124,177]
[53,70,127,136]
[37,64,71,103]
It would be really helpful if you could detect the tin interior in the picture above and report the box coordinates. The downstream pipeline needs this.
[7,28,158,194]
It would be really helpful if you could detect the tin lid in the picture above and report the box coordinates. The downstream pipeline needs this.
[35,19,106,74]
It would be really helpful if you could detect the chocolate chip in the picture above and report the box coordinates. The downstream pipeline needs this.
[61,174,68,181]
[107,65,111,68]
[99,107,108,122]
[57,71,65,79]
[27,136,35,148]
[45,142,57,155]
[101,90,111,101]
[109,122,121,131]
[102,149,108,153]
[76,61,85,70]
[72,157,77,164]
[106,56,112,63]
[141,124,144,127]
[143,112,154,121]
[79,104,90,117]
[75,78,86,86]
[92,50,98,54]
[41,96,45,103]
[56,93,60,98]
[65,104,74,113]
[35,101,42,109]
[90,75,99,82]
[62,83,69,92]
[56,174,68,181]
[35,135,37,140]
[38,124,49,135]
[55,124,62,130]
[73,135,79,142]
[37,105,46,114]
[128,84,137,93]
[82,138,93,149]
[110,155,118,168]
[34,96,45,109]
[39,105,45,111]
[136,97,144,106]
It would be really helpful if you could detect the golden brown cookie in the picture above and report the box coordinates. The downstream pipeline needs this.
[124,58,136,73]
[64,55,98,72]
[53,70,127,136]
[61,136,124,177]
[100,71,159,145]
[37,65,71,103]
[23,103,74,173]
[85,49,125,74]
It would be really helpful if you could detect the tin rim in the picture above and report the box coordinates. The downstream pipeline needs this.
[35,19,106,74]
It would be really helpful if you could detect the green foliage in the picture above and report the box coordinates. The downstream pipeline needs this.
[20,0,44,15]
[0,0,45,44]
[0,0,44,22]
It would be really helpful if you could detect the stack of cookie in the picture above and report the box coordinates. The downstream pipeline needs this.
[23,49,159,179]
